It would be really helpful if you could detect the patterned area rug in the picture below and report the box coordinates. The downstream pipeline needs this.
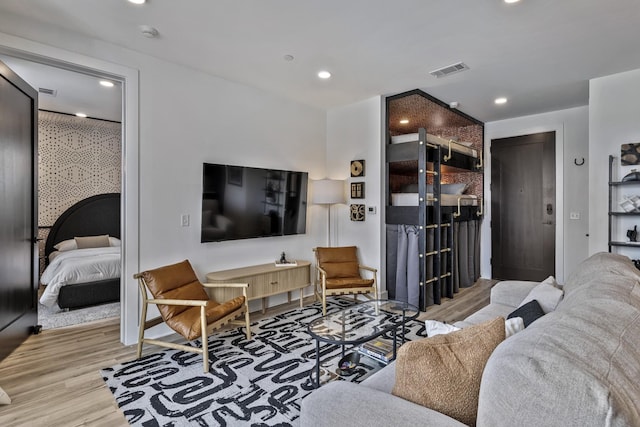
[101,298,426,426]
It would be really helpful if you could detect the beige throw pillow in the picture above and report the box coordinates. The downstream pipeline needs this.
[392,317,505,426]
[75,235,110,249]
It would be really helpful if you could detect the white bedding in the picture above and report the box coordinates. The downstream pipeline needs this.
[390,132,478,158]
[391,193,478,207]
[40,246,121,307]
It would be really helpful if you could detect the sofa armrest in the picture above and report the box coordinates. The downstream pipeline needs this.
[300,382,466,427]
[490,280,539,307]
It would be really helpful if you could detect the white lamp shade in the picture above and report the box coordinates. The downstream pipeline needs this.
[312,179,345,204]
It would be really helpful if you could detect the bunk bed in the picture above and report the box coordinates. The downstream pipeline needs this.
[385,90,484,311]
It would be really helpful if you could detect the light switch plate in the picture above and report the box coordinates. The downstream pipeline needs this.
[181,214,190,227]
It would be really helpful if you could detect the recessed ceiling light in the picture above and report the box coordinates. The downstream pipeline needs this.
[75,112,87,118]
[504,0,520,3]
[494,97,508,105]
[128,0,146,4]
[318,70,331,79]
[99,80,114,88]
[399,119,409,124]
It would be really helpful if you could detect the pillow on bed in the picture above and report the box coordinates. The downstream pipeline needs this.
[441,183,468,195]
[75,235,111,249]
[424,183,468,195]
[54,239,77,252]
[55,235,120,251]
[401,183,468,195]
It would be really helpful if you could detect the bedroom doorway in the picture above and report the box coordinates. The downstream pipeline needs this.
[490,131,556,281]
[0,52,124,331]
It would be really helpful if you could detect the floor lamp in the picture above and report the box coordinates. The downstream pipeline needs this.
[312,179,345,246]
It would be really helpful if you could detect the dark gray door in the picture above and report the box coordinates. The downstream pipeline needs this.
[491,131,555,281]
[0,60,38,361]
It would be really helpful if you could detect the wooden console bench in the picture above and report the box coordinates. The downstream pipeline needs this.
[205,261,311,319]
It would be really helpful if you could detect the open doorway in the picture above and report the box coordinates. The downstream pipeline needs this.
[0,53,124,330]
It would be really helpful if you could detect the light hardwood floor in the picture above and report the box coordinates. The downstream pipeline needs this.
[0,279,494,427]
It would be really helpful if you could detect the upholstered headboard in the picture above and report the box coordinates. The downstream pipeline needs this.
[44,193,121,258]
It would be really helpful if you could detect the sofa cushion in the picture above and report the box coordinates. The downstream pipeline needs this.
[507,299,545,327]
[463,302,515,325]
[301,381,466,427]
[392,317,505,426]
[518,277,563,313]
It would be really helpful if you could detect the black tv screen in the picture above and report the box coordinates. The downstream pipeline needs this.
[201,163,308,242]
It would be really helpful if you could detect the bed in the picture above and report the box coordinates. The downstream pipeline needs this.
[391,132,479,158]
[391,192,478,206]
[391,182,478,207]
[40,193,121,310]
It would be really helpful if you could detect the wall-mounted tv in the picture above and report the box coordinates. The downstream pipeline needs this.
[201,163,309,243]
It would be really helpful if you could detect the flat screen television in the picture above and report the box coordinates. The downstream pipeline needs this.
[201,163,308,242]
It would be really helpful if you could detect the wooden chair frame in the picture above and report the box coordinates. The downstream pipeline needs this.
[134,274,251,373]
[313,250,378,315]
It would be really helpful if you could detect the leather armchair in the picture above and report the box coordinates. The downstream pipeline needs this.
[134,259,251,373]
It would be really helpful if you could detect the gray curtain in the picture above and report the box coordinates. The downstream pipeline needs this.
[453,219,481,289]
[385,225,399,299]
[395,225,420,307]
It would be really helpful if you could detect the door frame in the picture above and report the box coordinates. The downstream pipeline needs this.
[0,32,140,345]
[483,123,565,282]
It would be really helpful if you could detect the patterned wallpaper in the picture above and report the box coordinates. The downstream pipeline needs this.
[38,111,121,227]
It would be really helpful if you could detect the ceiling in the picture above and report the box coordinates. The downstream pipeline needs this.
[0,0,639,123]
[0,54,122,122]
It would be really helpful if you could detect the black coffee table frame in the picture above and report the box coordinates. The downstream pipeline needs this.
[307,299,419,388]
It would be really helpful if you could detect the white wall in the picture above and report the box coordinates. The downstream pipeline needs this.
[589,68,640,258]
[326,97,384,292]
[0,23,327,345]
[484,106,589,282]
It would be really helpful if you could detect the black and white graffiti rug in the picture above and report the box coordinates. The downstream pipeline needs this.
[101,298,426,426]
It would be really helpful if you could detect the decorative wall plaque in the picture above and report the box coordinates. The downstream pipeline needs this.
[621,142,640,165]
[350,204,365,221]
[350,159,365,177]
[350,182,365,199]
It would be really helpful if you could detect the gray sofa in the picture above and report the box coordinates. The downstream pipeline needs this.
[300,252,640,426]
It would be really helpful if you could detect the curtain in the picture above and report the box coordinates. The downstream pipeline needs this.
[395,225,420,307]
[453,219,481,289]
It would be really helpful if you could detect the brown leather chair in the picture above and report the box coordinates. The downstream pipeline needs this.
[134,259,251,373]
[314,246,378,315]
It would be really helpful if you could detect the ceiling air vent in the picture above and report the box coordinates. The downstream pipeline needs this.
[429,62,469,78]
[38,87,57,96]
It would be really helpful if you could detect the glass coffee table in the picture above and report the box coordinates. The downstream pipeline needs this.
[307,299,419,388]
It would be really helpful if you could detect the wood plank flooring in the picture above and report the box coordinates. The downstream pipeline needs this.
[0,279,494,427]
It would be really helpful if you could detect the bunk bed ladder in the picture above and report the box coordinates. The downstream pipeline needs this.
[418,128,428,311]
[433,144,442,305]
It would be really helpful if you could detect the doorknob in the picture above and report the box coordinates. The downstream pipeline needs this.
[546,204,553,215]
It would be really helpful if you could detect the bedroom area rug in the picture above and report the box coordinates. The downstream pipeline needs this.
[38,301,120,330]
[101,298,426,426]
